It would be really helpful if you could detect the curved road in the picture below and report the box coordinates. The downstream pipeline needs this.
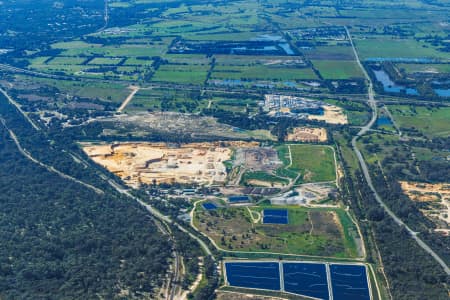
[346,27,450,275]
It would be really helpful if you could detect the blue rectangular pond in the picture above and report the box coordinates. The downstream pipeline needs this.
[202,202,217,210]
[330,264,370,300]
[263,209,288,224]
[228,195,250,203]
[225,262,281,291]
[283,262,329,300]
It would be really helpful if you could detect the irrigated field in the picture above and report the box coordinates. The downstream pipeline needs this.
[312,60,364,79]
[278,144,336,184]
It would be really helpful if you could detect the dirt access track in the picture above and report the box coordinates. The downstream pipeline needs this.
[83,141,257,188]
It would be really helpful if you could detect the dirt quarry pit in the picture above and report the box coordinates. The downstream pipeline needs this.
[286,127,327,142]
[83,141,257,188]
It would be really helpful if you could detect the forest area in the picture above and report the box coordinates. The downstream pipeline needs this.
[0,110,172,298]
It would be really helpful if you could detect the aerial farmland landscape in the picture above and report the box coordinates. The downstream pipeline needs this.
[0,0,449,299]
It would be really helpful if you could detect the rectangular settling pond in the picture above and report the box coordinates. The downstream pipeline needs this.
[263,209,288,224]
[283,262,329,300]
[225,261,372,300]
[225,262,280,291]
[329,264,371,300]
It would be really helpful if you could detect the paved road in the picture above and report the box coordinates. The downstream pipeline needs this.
[346,27,450,275]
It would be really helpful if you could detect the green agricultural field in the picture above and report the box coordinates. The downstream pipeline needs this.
[56,43,167,57]
[47,56,87,65]
[29,64,86,75]
[14,75,130,103]
[125,87,205,112]
[211,65,317,81]
[214,55,305,66]
[303,45,355,60]
[152,64,209,85]
[278,144,336,183]
[194,205,359,258]
[396,63,450,74]
[354,37,449,60]
[312,60,364,79]
[388,105,450,137]
[89,57,123,65]
[51,40,101,49]
[124,57,154,66]
[163,54,211,65]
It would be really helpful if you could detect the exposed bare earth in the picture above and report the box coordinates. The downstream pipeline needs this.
[308,105,348,125]
[216,291,286,300]
[400,181,450,234]
[117,85,140,112]
[98,112,264,140]
[286,127,327,142]
[83,141,256,188]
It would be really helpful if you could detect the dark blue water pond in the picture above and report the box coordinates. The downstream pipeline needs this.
[377,116,393,126]
[330,264,370,300]
[263,209,288,224]
[225,262,281,291]
[202,202,217,210]
[283,262,329,300]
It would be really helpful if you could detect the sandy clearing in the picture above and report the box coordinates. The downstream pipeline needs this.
[400,181,450,226]
[308,105,348,125]
[286,127,327,142]
[83,141,257,188]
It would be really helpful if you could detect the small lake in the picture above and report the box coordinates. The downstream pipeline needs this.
[373,70,419,95]
[283,81,296,88]
[435,89,450,97]
[279,43,295,55]
[377,116,393,126]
